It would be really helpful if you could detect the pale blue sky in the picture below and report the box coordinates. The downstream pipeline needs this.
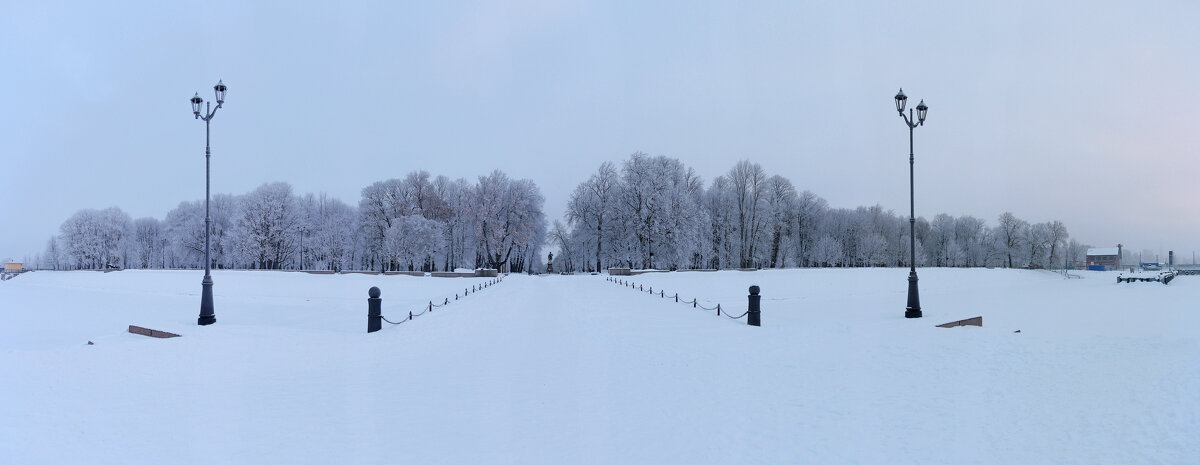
[3,0,1198,262]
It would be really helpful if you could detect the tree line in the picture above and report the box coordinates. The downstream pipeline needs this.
[551,152,1090,272]
[33,153,1089,274]
[37,170,546,273]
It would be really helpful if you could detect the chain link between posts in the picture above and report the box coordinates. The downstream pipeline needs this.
[377,276,505,329]
[605,276,750,320]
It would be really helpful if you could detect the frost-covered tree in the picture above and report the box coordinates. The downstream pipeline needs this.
[928,214,955,267]
[811,235,843,267]
[566,162,620,272]
[303,194,358,271]
[612,153,708,270]
[793,190,828,267]
[547,220,577,273]
[385,214,446,271]
[434,176,476,272]
[42,236,63,270]
[164,194,236,269]
[1024,222,1052,269]
[472,170,546,272]
[358,178,407,270]
[857,232,888,267]
[763,175,798,268]
[705,175,738,269]
[234,182,300,269]
[131,217,164,269]
[1065,239,1090,269]
[59,207,131,269]
[357,172,455,271]
[1045,220,1069,268]
[728,160,769,268]
[165,200,204,268]
[997,212,1027,268]
[954,216,986,267]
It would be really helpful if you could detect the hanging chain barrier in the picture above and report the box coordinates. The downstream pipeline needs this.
[368,275,506,333]
[605,276,760,325]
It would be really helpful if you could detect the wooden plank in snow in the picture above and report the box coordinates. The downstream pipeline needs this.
[128,325,181,338]
[936,316,982,328]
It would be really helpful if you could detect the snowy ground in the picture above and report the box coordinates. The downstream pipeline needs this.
[1,268,1196,464]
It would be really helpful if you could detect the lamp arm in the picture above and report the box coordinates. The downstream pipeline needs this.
[206,103,222,120]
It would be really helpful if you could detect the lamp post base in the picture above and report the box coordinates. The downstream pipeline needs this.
[198,275,216,325]
[905,271,922,318]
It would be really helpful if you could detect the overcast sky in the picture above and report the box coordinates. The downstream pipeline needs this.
[3,0,1198,263]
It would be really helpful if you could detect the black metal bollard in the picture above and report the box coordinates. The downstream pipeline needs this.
[429,301,433,313]
[747,285,761,326]
[660,290,664,298]
[367,287,382,333]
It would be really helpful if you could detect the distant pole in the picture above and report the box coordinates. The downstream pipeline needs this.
[895,88,928,319]
[191,80,227,326]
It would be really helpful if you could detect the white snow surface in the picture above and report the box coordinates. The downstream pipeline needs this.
[1,268,1196,464]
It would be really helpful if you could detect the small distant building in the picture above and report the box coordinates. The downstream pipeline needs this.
[3,262,23,273]
[1086,245,1122,271]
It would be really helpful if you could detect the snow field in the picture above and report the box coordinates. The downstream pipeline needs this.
[0,269,1196,464]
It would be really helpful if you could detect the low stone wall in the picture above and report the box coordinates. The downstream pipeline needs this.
[431,272,476,278]
[629,269,669,276]
[475,269,499,277]
[342,271,380,275]
[678,269,718,272]
[383,271,425,276]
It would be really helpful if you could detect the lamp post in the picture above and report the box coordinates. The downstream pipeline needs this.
[895,88,927,319]
[191,80,227,326]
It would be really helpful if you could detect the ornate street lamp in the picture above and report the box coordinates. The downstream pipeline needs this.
[895,88,927,319]
[191,80,227,325]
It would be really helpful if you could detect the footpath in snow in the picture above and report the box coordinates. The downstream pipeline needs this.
[0,269,1197,464]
